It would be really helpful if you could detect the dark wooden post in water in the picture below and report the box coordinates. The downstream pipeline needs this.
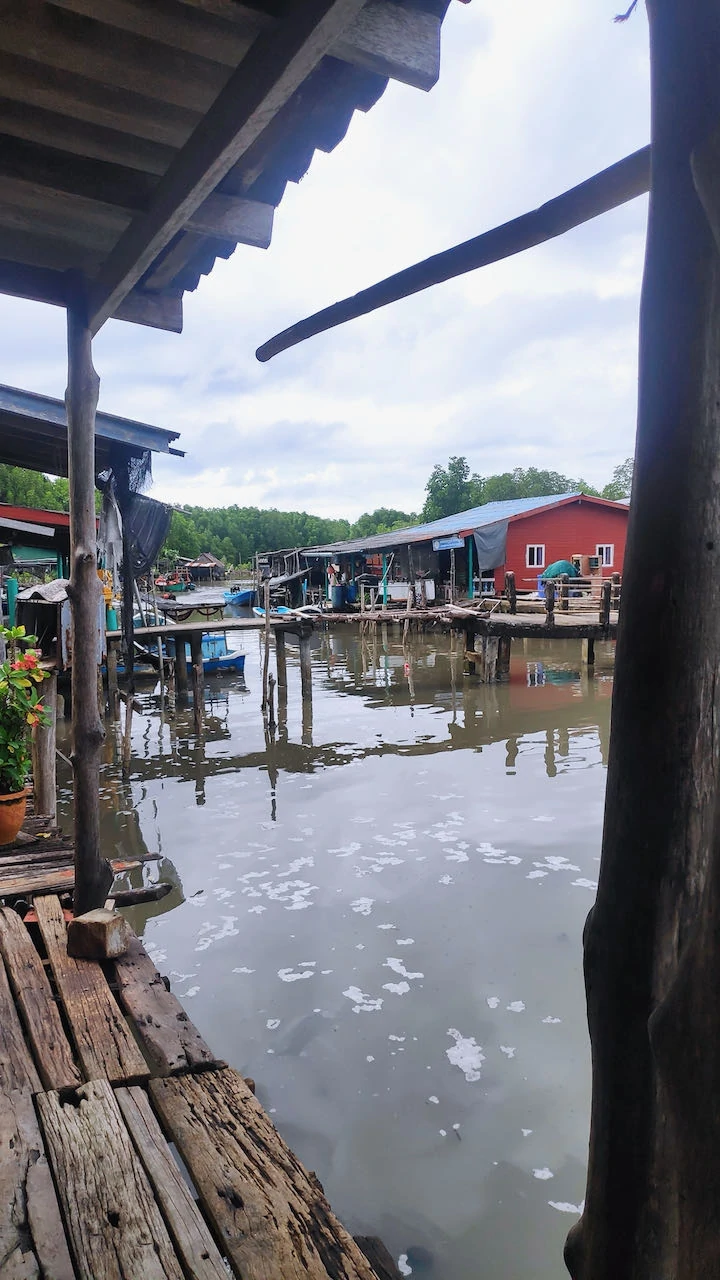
[505,571,517,613]
[566,4,720,1277]
[497,634,511,679]
[106,642,119,716]
[66,287,112,915]
[544,581,555,626]
[190,633,204,735]
[275,629,287,688]
[32,669,57,820]
[174,636,188,696]
[299,629,313,702]
[581,637,595,668]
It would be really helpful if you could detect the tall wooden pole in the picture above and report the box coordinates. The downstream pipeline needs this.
[66,283,112,915]
[567,3,720,1277]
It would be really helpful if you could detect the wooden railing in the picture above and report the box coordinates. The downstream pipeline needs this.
[504,571,621,625]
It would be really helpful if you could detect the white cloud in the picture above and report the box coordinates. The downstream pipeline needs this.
[0,1,650,518]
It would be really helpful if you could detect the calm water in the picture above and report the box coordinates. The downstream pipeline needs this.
[58,627,614,1280]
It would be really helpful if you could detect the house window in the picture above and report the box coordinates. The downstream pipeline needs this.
[526,544,545,568]
[597,544,614,567]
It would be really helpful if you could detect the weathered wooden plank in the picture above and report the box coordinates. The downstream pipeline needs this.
[0,949,41,1094]
[113,934,215,1076]
[0,855,145,900]
[34,895,149,1085]
[89,0,368,331]
[37,1079,184,1280]
[0,1087,75,1280]
[116,1086,229,1280]
[0,98,175,174]
[150,1067,380,1280]
[0,907,81,1092]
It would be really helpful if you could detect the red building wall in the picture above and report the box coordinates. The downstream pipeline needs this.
[492,499,629,591]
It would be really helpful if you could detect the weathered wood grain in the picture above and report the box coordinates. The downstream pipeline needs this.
[0,864,75,898]
[0,907,81,1091]
[34,895,148,1084]
[116,1085,229,1280]
[0,949,41,1094]
[0,1087,75,1280]
[113,934,215,1076]
[37,1079,184,1280]
[150,1067,380,1280]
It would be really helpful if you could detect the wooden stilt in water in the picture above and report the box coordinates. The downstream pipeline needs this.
[190,633,204,735]
[65,281,111,916]
[261,578,270,713]
[497,634,511,679]
[275,629,287,688]
[299,631,312,702]
[107,642,119,716]
[31,670,57,820]
[582,637,595,667]
[174,637,188,696]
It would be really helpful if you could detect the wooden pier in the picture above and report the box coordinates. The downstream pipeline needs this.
[0,846,399,1279]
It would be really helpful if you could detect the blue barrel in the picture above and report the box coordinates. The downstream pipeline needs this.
[6,577,18,626]
[331,585,344,610]
[345,582,357,604]
[537,576,545,598]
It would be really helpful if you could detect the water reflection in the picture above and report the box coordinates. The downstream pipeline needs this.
[56,630,612,1280]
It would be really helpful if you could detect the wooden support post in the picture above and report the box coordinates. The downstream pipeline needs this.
[611,571,621,611]
[497,634,511,679]
[31,669,57,820]
[544,581,556,626]
[465,625,476,675]
[106,641,119,716]
[261,578,270,712]
[599,579,611,630]
[299,631,313,702]
[560,574,570,612]
[582,637,595,667]
[190,632,204,735]
[65,282,111,916]
[174,636,188,695]
[567,4,720,1277]
[505,570,517,613]
[275,629,287,688]
[267,672,276,736]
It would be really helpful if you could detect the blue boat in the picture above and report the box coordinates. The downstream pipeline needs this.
[252,605,293,618]
[223,587,256,606]
[168,632,245,674]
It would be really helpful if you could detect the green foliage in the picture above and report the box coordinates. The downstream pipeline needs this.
[0,626,50,795]
[350,508,418,537]
[162,505,354,567]
[602,456,634,500]
[422,456,483,521]
[0,464,102,513]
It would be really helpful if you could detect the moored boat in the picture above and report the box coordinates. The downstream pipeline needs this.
[223,587,256,606]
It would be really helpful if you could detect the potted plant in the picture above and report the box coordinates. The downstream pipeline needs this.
[0,625,50,845]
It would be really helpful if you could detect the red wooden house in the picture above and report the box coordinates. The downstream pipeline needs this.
[492,493,629,592]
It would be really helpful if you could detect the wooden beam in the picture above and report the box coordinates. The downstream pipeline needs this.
[257,145,651,360]
[0,99,175,175]
[0,257,182,331]
[89,0,368,332]
[174,0,442,90]
[0,0,229,114]
[47,0,257,66]
[0,169,274,248]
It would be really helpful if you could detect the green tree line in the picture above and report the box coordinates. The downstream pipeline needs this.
[0,455,633,567]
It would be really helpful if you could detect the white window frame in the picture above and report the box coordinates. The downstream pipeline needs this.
[526,544,545,568]
[596,543,614,567]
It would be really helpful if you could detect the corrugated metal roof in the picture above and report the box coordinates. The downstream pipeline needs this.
[302,493,583,556]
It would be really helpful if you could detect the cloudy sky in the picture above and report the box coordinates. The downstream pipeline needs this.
[1,1,650,520]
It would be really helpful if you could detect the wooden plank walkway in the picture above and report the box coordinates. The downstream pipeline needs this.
[0,894,394,1280]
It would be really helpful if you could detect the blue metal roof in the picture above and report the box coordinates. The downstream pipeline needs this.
[303,493,582,557]
[0,382,183,478]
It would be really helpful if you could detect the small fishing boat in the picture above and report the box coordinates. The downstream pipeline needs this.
[168,632,245,674]
[223,587,256,606]
[252,605,293,618]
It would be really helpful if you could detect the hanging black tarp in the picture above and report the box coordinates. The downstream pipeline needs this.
[473,520,508,570]
[124,493,172,577]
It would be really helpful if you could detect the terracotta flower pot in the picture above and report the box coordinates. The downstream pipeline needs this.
[0,789,28,846]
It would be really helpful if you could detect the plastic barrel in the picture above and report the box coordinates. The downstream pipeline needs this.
[6,577,18,626]
[345,582,357,604]
[106,606,118,631]
[537,576,545,598]
[331,585,344,610]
